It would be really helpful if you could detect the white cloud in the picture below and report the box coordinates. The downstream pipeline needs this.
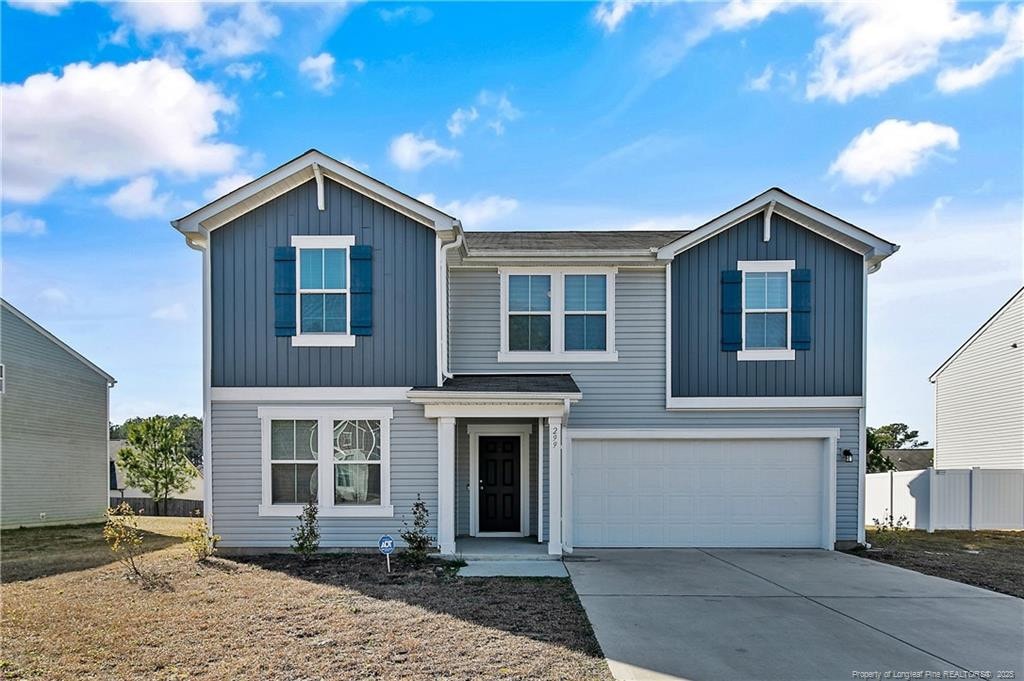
[7,0,70,15]
[594,1,646,34]
[299,52,336,93]
[104,176,173,219]
[1,59,240,203]
[806,1,985,102]
[388,133,459,172]
[745,65,774,91]
[225,61,263,80]
[37,287,69,306]
[112,2,281,61]
[417,194,519,227]
[446,106,478,137]
[203,173,256,201]
[351,58,366,72]
[152,302,189,321]
[829,119,960,197]
[936,4,1024,93]
[477,90,521,136]
[1,211,47,236]
[711,0,792,31]
[379,6,433,24]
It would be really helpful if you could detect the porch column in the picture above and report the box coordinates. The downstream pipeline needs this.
[437,416,456,555]
[547,416,563,555]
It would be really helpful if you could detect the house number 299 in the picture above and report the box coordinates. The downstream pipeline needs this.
[550,426,560,448]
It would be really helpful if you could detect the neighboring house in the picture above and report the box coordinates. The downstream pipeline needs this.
[881,448,934,471]
[930,287,1024,470]
[170,149,898,553]
[0,299,115,529]
[108,440,204,502]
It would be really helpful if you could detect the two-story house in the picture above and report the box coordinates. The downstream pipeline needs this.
[171,149,898,554]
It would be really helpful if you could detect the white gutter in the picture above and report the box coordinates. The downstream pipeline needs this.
[438,230,464,380]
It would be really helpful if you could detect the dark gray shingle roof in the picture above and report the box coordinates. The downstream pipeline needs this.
[411,374,581,394]
[463,230,688,253]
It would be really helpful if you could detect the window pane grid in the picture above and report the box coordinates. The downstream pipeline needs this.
[299,247,349,334]
[270,419,319,505]
[742,269,790,350]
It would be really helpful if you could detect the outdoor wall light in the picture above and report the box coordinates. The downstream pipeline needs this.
[842,449,854,463]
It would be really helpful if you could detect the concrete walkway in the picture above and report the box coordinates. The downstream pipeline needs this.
[459,560,568,577]
[567,548,1024,681]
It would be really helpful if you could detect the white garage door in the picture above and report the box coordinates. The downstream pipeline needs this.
[572,438,828,548]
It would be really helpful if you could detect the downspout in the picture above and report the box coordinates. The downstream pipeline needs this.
[439,228,464,380]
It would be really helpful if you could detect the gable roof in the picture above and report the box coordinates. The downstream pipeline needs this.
[171,149,460,246]
[464,230,687,255]
[1,298,116,385]
[929,286,1024,383]
[656,188,899,270]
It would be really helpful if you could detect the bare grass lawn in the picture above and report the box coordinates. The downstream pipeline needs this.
[854,529,1024,598]
[1,518,609,680]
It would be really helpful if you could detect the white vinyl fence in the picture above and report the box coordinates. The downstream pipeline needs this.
[865,468,1024,531]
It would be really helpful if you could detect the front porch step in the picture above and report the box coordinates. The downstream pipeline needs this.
[455,551,561,562]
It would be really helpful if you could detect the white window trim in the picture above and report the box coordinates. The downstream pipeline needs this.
[0,363,5,395]
[467,424,532,537]
[737,259,796,362]
[257,406,394,518]
[291,234,357,348]
[498,267,618,363]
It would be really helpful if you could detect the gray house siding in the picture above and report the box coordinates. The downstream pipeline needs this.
[455,418,548,540]
[209,400,436,547]
[672,213,863,397]
[448,266,862,540]
[210,178,437,388]
[0,306,109,529]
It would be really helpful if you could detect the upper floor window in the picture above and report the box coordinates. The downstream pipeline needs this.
[291,235,356,347]
[737,260,795,361]
[499,268,618,362]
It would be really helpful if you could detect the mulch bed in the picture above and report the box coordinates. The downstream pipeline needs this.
[851,529,1024,598]
[0,519,609,680]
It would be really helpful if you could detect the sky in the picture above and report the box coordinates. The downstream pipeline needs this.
[1,0,1022,438]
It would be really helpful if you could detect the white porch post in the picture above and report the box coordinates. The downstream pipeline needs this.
[547,416,563,555]
[437,416,456,555]
[537,417,544,543]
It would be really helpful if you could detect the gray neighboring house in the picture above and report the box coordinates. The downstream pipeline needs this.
[171,149,898,553]
[1,299,115,529]
[930,287,1024,469]
[881,448,934,471]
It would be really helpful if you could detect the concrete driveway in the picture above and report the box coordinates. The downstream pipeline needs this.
[566,549,1024,681]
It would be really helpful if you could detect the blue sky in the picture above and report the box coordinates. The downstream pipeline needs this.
[2,1,1022,438]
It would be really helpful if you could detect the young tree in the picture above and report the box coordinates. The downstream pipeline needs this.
[866,423,930,473]
[111,415,203,469]
[117,416,197,515]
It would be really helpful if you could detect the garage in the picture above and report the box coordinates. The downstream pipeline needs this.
[570,432,836,549]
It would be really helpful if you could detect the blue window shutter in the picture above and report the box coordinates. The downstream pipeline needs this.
[350,244,373,336]
[721,270,742,351]
[273,247,296,337]
[791,268,812,350]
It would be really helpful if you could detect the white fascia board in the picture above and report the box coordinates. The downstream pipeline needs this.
[171,149,458,237]
[211,387,411,401]
[422,403,569,418]
[566,427,842,441]
[656,188,898,264]
[666,396,864,410]
[0,299,116,385]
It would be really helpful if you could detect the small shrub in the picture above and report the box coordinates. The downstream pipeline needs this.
[103,502,145,579]
[292,500,320,560]
[871,509,910,548]
[182,512,220,561]
[400,495,433,567]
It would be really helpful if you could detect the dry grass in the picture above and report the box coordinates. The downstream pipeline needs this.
[857,529,1024,598]
[0,518,609,680]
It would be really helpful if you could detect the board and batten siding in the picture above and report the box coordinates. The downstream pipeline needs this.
[449,266,862,540]
[672,213,863,397]
[0,306,109,529]
[934,289,1024,469]
[209,400,436,547]
[210,177,437,388]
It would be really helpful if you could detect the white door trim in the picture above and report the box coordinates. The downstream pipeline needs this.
[468,424,532,537]
[566,428,838,550]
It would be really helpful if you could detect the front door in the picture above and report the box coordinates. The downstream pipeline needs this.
[478,435,521,533]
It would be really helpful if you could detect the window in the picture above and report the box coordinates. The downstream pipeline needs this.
[738,260,795,361]
[291,235,356,347]
[0,363,5,395]
[508,274,551,351]
[564,275,607,351]
[499,268,617,362]
[259,407,393,517]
